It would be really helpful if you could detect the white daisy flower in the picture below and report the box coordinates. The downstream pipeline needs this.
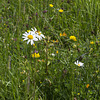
[51,53,55,56]
[31,27,45,40]
[74,60,84,67]
[22,31,38,45]
[36,31,45,40]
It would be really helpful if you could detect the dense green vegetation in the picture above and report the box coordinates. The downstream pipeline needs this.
[0,0,100,100]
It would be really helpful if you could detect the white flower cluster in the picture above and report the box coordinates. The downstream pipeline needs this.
[22,27,45,45]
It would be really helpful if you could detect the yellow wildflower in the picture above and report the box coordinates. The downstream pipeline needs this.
[86,84,90,88]
[60,32,66,37]
[90,41,94,44]
[59,9,63,13]
[32,53,40,58]
[56,51,58,54]
[70,36,77,41]
[77,93,80,95]
[60,33,63,36]
[27,30,31,32]
[49,4,53,7]
[40,82,42,84]
[62,32,66,36]
[22,80,25,83]
[33,44,35,46]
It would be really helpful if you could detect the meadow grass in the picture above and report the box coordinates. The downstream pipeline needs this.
[0,0,100,100]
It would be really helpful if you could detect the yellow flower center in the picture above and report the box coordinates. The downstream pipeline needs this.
[38,31,41,35]
[27,35,33,39]
[78,64,80,66]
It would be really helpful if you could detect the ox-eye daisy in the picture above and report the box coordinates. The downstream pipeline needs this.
[22,31,38,45]
[31,27,45,40]
[74,60,84,67]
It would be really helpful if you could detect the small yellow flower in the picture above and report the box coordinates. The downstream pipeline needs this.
[27,30,31,32]
[56,51,58,54]
[49,4,53,7]
[40,82,42,84]
[59,9,63,13]
[60,33,63,36]
[36,53,40,58]
[77,93,80,95]
[22,80,25,83]
[70,36,77,41]
[32,53,40,58]
[90,41,94,44]
[62,32,66,36]
[86,84,90,88]
[60,32,66,37]
[33,44,35,46]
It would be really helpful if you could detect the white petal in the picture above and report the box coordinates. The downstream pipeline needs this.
[74,62,77,65]
[22,36,27,38]
[23,38,28,41]
[41,34,45,38]
[31,40,33,45]
[31,31,35,35]
[27,40,30,44]
[33,38,38,41]
[31,28,34,31]
[34,27,37,32]
[23,33,28,36]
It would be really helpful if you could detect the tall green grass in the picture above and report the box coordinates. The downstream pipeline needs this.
[0,0,100,99]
